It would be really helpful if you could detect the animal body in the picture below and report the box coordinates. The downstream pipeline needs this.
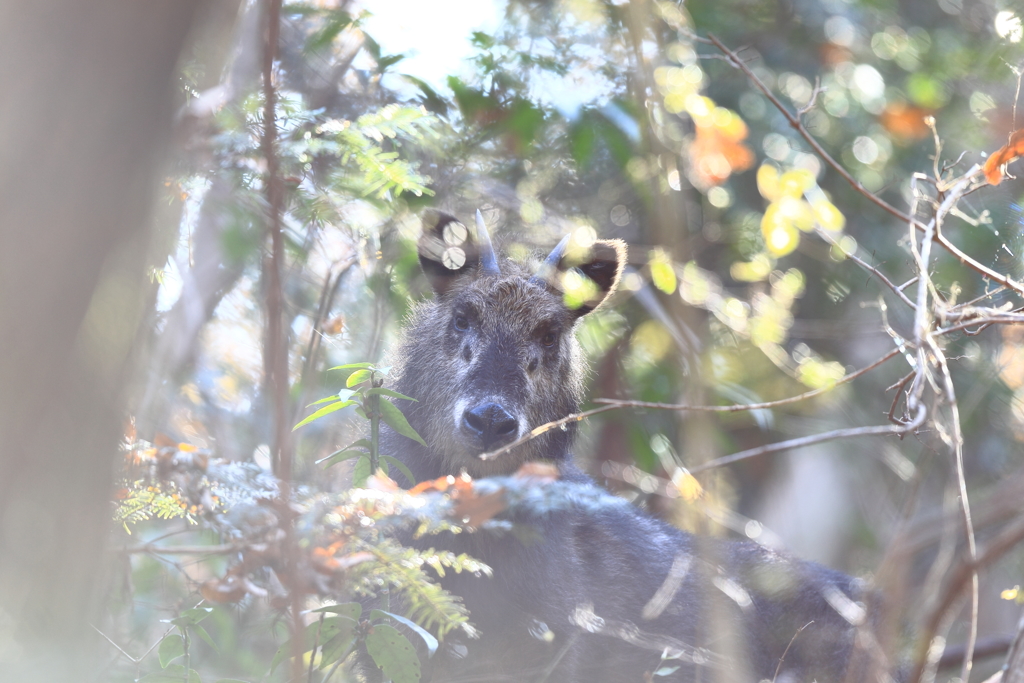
[376,211,865,683]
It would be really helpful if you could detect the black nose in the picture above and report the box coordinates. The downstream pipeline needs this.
[462,402,518,449]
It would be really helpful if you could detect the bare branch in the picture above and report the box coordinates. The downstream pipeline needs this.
[478,349,902,462]
[688,406,926,474]
[910,517,1024,683]
[704,32,1024,297]
[816,228,916,310]
[704,32,915,227]
[123,544,240,555]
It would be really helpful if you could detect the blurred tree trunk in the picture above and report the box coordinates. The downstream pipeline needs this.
[0,2,201,680]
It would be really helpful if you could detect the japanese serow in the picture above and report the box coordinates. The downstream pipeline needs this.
[377,211,868,683]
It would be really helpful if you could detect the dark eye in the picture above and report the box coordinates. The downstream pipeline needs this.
[453,315,469,332]
[541,332,557,347]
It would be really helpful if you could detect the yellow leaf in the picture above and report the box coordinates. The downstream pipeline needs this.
[779,169,815,197]
[778,196,815,232]
[813,199,846,232]
[562,270,600,310]
[761,212,800,257]
[1001,586,1020,601]
[649,249,678,294]
[674,470,704,502]
[730,253,773,283]
[756,164,780,202]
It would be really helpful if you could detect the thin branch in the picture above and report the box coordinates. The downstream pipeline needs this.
[887,371,914,426]
[704,31,1024,297]
[92,625,138,664]
[1004,609,1024,683]
[688,406,925,474]
[774,622,813,683]
[816,229,916,310]
[123,544,240,555]
[935,314,1024,338]
[704,32,914,227]
[910,517,1024,683]
[477,348,901,461]
[594,347,901,412]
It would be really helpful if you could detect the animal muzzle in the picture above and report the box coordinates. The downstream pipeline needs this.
[461,401,519,450]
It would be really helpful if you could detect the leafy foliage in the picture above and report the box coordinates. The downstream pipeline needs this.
[104,0,1024,681]
[114,482,193,529]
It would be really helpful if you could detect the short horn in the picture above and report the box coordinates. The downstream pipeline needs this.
[476,210,500,275]
[530,234,571,286]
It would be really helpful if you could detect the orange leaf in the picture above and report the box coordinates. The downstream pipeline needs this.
[200,575,248,603]
[336,551,374,569]
[153,432,176,448]
[409,475,455,495]
[879,103,932,140]
[452,489,506,528]
[366,473,399,492]
[984,128,1024,185]
[514,462,560,482]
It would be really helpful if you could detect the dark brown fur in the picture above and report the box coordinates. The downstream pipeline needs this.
[373,212,865,683]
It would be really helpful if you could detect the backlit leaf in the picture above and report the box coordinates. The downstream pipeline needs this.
[984,128,1024,185]
[649,249,677,294]
[293,400,355,431]
[346,369,372,387]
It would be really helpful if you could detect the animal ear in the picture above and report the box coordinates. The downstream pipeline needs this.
[540,239,627,317]
[418,211,478,296]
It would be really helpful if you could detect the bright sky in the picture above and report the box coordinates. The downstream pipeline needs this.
[358,0,505,91]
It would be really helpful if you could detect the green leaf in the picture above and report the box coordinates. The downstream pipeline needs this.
[328,362,375,371]
[268,616,357,673]
[400,75,448,116]
[366,623,421,683]
[381,455,416,485]
[346,369,372,387]
[317,449,364,468]
[171,607,213,627]
[377,53,406,72]
[352,455,372,487]
[309,602,362,619]
[307,389,355,407]
[140,665,200,683]
[318,632,357,670]
[305,10,353,53]
[365,388,417,401]
[370,610,437,656]
[654,665,681,676]
[293,399,355,431]
[378,399,426,446]
[192,624,218,653]
[158,635,184,668]
[569,117,596,169]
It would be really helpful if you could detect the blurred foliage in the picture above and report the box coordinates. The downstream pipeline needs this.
[99,0,1024,680]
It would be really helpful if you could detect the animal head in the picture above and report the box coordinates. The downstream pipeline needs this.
[392,210,626,478]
